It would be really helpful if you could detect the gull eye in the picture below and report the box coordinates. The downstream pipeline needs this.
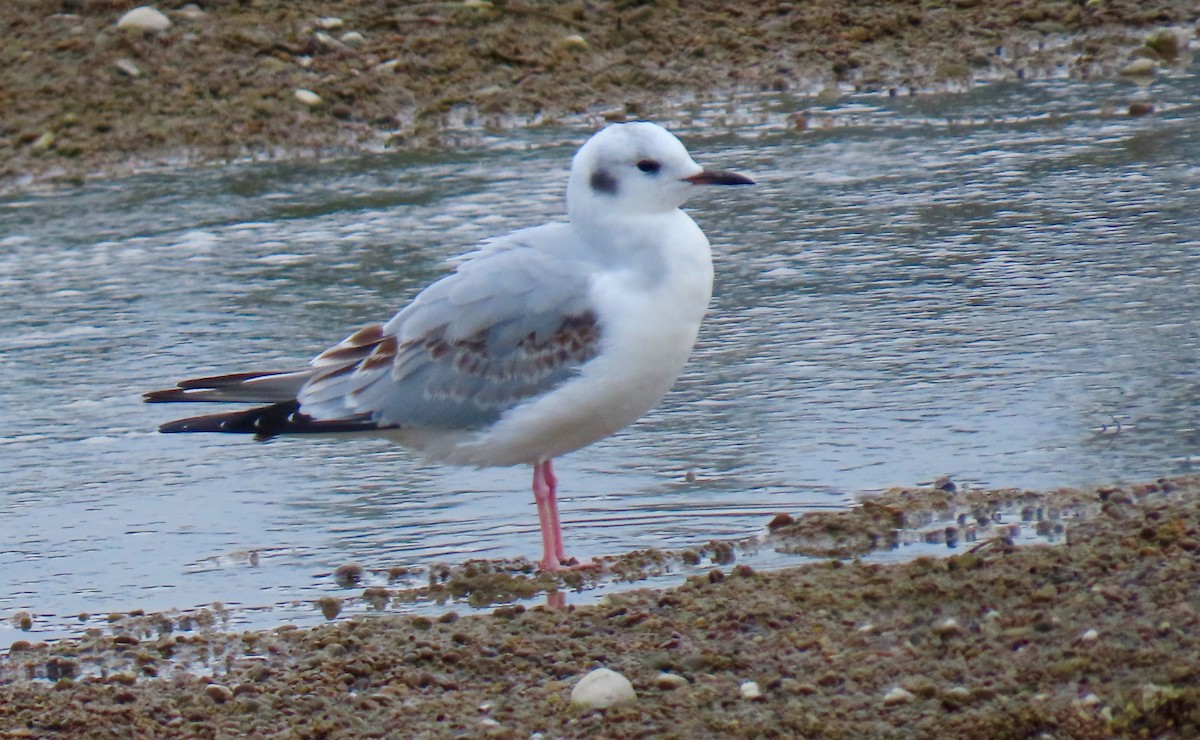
[636,159,661,174]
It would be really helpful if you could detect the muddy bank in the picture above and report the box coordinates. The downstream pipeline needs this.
[2,1,1198,190]
[3,475,1200,737]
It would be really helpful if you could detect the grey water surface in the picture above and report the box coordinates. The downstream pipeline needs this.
[2,74,1198,639]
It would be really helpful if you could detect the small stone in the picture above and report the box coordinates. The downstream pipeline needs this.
[767,513,794,531]
[655,673,688,690]
[205,683,234,704]
[316,16,344,30]
[314,32,346,50]
[740,681,763,700]
[570,668,636,709]
[317,596,342,620]
[933,618,962,637]
[340,31,366,48]
[31,132,55,151]
[177,4,205,21]
[1119,59,1157,77]
[1079,628,1100,643]
[1144,29,1183,62]
[883,686,915,705]
[117,6,172,33]
[292,88,321,107]
[1128,102,1154,117]
[941,685,973,708]
[11,612,33,630]
[333,562,364,586]
[115,58,142,77]
[557,34,589,53]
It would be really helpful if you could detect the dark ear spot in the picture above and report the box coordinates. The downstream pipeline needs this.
[589,169,618,195]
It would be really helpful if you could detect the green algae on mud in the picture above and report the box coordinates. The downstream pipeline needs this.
[3,475,1200,737]
[2,1,1198,190]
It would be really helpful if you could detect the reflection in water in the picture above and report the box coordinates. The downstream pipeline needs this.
[1,74,1198,637]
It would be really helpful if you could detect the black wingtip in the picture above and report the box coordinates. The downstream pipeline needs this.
[156,401,390,438]
[145,389,186,404]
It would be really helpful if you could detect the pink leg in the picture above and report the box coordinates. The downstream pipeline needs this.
[532,460,596,572]
[532,460,562,571]
[541,460,568,563]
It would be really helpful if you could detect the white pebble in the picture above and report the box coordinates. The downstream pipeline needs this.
[341,31,366,48]
[883,686,915,705]
[316,16,344,30]
[294,89,323,107]
[557,34,589,52]
[117,6,172,32]
[739,681,763,700]
[115,58,142,77]
[314,31,345,50]
[1079,628,1099,643]
[570,668,636,709]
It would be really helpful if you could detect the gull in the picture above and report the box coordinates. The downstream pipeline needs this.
[145,121,753,571]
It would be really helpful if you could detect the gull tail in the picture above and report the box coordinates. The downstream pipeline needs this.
[146,370,391,440]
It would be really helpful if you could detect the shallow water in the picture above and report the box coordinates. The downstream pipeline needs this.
[2,73,1198,640]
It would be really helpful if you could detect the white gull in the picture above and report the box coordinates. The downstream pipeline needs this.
[145,121,754,571]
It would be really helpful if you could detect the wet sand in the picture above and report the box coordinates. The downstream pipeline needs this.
[4,1,1200,737]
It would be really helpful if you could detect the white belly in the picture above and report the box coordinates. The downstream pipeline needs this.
[408,215,714,467]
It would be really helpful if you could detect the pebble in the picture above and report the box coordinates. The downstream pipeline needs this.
[570,668,636,709]
[316,17,344,30]
[314,32,346,50]
[292,88,321,107]
[317,596,342,619]
[655,673,688,690]
[1119,59,1156,77]
[341,31,366,48]
[1078,628,1100,643]
[117,6,172,33]
[115,58,142,78]
[205,683,234,704]
[933,617,962,637]
[557,34,590,52]
[177,4,205,21]
[739,681,763,700]
[31,132,55,151]
[883,686,915,705]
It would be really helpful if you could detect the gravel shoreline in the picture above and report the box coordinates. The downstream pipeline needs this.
[3,1,1198,190]
[3,476,1200,736]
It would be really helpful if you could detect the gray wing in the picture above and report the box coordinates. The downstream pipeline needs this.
[297,223,601,429]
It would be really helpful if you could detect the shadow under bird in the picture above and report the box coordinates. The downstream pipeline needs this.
[146,121,754,571]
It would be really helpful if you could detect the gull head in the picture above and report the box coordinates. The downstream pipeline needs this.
[567,122,753,221]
